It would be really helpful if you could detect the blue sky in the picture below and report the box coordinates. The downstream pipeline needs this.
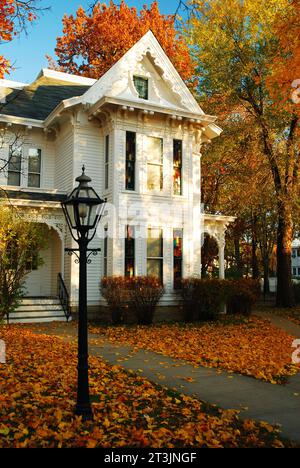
[2,0,177,84]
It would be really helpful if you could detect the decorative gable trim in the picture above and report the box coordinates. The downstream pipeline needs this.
[82,31,204,115]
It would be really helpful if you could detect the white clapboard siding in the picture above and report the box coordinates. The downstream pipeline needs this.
[55,125,75,192]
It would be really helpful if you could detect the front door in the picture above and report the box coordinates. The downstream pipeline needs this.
[24,246,52,297]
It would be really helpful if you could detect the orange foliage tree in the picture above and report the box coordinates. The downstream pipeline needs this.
[47,0,195,82]
[267,0,300,115]
[0,0,43,78]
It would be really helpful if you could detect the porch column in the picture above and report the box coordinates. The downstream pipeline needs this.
[218,239,225,280]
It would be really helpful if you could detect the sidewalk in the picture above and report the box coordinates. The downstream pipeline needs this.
[25,322,300,444]
[255,310,300,339]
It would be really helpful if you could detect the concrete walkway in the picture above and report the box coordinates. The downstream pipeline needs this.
[25,322,300,444]
[255,310,300,338]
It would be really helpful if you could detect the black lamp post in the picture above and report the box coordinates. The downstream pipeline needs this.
[62,166,105,421]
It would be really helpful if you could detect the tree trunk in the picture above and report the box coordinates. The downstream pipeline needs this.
[276,203,294,308]
[251,214,260,279]
[234,236,243,278]
[263,257,270,297]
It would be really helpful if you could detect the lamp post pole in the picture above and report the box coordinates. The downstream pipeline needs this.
[76,236,92,420]
[62,166,105,422]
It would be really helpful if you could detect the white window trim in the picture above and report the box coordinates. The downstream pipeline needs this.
[6,145,43,189]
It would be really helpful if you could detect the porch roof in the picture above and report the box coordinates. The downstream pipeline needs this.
[1,189,67,203]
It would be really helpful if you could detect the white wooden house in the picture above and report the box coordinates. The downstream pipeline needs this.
[0,31,234,322]
[292,240,300,279]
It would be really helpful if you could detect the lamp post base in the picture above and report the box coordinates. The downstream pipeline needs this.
[75,404,94,422]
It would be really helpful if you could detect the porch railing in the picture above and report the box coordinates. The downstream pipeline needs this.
[57,273,72,322]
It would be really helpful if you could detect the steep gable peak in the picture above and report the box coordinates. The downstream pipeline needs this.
[82,30,204,115]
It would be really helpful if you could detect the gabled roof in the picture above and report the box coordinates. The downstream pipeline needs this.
[0,70,94,121]
[82,31,204,115]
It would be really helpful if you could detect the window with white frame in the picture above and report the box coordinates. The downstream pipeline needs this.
[125,226,135,278]
[133,76,149,100]
[173,140,183,196]
[146,137,163,192]
[173,229,183,289]
[147,228,163,283]
[126,132,136,191]
[105,135,109,190]
[28,148,41,188]
[7,144,22,186]
[103,226,108,277]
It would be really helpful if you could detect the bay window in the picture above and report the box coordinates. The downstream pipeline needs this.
[173,140,183,196]
[147,228,163,283]
[146,137,163,192]
[126,132,136,191]
[173,229,183,289]
[125,226,135,278]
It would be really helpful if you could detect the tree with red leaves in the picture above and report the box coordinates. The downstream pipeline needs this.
[47,1,195,82]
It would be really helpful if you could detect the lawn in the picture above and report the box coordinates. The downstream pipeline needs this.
[89,316,299,384]
[0,325,292,448]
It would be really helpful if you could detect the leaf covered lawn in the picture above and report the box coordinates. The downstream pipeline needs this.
[0,325,293,448]
[90,317,299,384]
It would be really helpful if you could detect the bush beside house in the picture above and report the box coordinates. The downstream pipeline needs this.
[101,276,260,325]
[101,276,165,325]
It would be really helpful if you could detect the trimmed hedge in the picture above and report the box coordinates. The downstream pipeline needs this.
[181,278,228,322]
[227,279,261,317]
[181,278,260,321]
[101,276,261,325]
[101,276,165,325]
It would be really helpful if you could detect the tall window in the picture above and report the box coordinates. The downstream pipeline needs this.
[147,228,163,283]
[103,226,108,277]
[28,148,41,188]
[126,132,136,191]
[125,226,135,278]
[7,145,22,186]
[105,135,109,190]
[146,137,163,192]
[133,76,149,100]
[173,140,183,196]
[174,229,183,289]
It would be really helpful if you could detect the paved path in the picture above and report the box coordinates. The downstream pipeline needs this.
[255,310,300,338]
[24,321,300,444]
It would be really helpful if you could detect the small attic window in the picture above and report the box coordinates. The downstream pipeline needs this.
[133,76,149,100]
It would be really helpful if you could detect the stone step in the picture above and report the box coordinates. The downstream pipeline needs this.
[8,297,72,323]
[10,310,66,319]
[8,316,68,324]
[17,304,64,313]
[21,298,61,306]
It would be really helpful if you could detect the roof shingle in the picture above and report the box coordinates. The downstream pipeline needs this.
[0,76,91,121]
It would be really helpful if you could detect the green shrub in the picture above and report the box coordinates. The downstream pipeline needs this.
[227,279,261,316]
[101,276,165,325]
[181,278,229,322]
